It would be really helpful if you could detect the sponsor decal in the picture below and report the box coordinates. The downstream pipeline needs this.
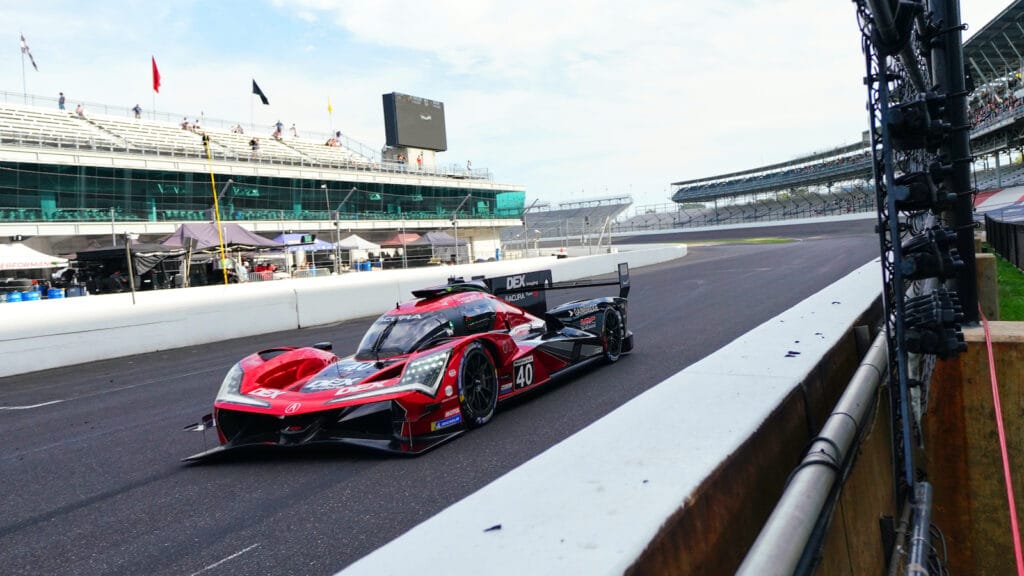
[251,388,286,399]
[579,315,597,327]
[303,377,358,392]
[333,381,388,397]
[430,413,462,431]
[444,408,461,418]
[285,402,302,414]
[448,369,457,378]
[444,385,454,397]
[500,382,514,393]
[503,291,533,303]
[513,356,535,389]
[568,305,600,318]
[506,274,527,290]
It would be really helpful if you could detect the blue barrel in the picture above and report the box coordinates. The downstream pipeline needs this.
[66,286,85,297]
[7,291,22,302]
[22,290,40,301]
[361,261,371,271]
[495,247,502,261]
[47,288,65,299]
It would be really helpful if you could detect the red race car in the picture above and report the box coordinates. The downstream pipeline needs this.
[184,264,632,461]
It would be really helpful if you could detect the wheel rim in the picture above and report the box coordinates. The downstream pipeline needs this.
[463,350,496,416]
[604,310,623,358]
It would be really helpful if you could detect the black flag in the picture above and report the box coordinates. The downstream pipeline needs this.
[252,79,269,105]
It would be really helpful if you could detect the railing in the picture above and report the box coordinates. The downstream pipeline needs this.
[986,213,1024,271]
[0,125,495,182]
[0,206,521,225]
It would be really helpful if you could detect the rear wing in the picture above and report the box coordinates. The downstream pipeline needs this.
[485,262,630,315]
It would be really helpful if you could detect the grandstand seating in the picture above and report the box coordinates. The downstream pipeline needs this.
[0,102,373,168]
[613,188,873,233]
[500,200,632,244]
[0,104,121,149]
[973,161,1024,191]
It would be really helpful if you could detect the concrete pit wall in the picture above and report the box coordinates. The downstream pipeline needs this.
[624,300,889,575]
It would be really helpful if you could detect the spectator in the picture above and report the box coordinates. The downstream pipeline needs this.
[272,127,282,140]
[230,123,244,134]
[192,118,201,132]
[274,120,284,133]
[132,103,142,119]
[249,136,259,157]
[58,92,65,110]
[416,152,423,170]
[181,117,191,131]
[290,123,299,137]
[75,103,85,117]
[201,132,210,154]
[466,159,472,172]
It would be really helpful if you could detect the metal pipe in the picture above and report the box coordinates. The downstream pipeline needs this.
[906,482,934,575]
[736,331,888,576]
[865,0,928,92]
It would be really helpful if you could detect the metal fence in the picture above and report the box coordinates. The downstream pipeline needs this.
[986,214,1024,271]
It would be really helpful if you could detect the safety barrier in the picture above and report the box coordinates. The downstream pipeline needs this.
[986,214,1024,271]
[0,246,684,378]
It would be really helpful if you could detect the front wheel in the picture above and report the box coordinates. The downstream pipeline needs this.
[602,307,625,363]
[458,343,498,427]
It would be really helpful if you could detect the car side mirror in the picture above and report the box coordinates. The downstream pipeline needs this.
[312,341,333,351]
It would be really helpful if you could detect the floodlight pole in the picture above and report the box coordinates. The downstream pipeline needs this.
[450,193,472,264]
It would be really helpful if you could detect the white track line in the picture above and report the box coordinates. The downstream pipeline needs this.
[0,400,65,410]
[189,543,260,576]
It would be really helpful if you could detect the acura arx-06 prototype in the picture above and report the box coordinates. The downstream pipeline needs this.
[184,264,632,461]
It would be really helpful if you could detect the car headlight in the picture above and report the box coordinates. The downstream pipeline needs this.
[215,363,270,408]
[397,349,451,397]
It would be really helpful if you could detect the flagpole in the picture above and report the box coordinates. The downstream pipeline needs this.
[250,95,254,136]
[21,48,26,104]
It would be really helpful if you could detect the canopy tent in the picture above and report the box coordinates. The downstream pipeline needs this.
[408,230,467,247]
[272,233,336,253]
[74,243,186,275]
[406,230,469,264]
[0,243,69,271]
[380,232,420,248]
[161,223,282,250]
[335,234,381,251]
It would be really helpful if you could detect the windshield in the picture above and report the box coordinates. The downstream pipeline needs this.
[355,313,451,360]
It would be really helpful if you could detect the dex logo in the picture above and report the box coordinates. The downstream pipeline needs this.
[506,275,526,290]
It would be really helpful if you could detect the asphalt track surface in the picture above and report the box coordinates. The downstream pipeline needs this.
[0,221,878,575]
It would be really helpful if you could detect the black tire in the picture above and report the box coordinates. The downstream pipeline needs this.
[602,307,625,363]
[458,342,498,427]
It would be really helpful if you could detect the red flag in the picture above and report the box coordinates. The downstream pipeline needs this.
[151,56,161,93]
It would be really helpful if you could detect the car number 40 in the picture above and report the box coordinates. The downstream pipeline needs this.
[513,356,534,389]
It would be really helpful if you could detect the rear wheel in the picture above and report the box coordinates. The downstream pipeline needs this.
[602,307,624,363]
[458,343,498,427]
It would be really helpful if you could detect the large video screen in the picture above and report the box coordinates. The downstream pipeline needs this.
[383,92,447,151]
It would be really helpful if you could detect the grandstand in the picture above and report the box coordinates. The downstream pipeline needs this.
[0,97,525,258]
[499,195,632,248]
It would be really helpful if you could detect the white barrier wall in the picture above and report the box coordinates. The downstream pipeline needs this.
[0,246,684,378]
[336,258,882,576]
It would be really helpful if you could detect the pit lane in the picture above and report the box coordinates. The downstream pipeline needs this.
[0,221,878,575]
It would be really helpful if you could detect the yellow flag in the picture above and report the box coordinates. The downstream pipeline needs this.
[327,96,333,115]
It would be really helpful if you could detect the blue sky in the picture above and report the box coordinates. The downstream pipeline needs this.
[2,0,1013,208]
